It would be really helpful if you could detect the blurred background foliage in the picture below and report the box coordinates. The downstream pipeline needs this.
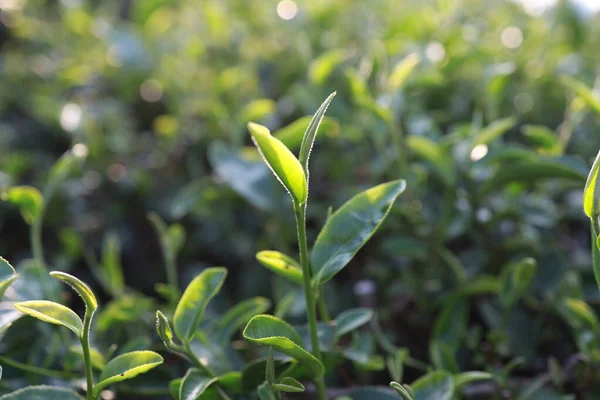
[2,0,600,398]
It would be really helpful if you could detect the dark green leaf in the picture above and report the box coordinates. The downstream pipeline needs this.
[0,258,16,283]
[179,368,219,400]
[215,296,271,341]
[272,377,304,393]
[335,308,373,338]
[312,180,406,284]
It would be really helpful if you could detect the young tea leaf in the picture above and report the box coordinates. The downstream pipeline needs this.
[561,75,600,115]
[179,368,219,400]
[472,117,516,147]
[243,314,325,377]
[247,122,307,204]
[0,257,16,283]
[1,186,43,224]
[156,310,177,348]
[388,52,420,91]
[14,300,83,338]
[390,382,415,400]
[94,351,164,395]
[272,377,305,393]
[453,371,493,390]
[583,150,600,219]
[335,307,374,338]
[174,267,227,343]
[101,232,125,295]
[298,92,336,178]
[311,180,406,284]
[50,271,98,312]
[256,251,304,285]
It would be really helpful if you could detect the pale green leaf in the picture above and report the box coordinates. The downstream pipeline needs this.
[473,117,516,147]
[94,351,164,395]
[1,186,43,224]
[561,75,600,114]
[272,377,304,393]
[583,150,600,218]
[14,300,83,337]
[275,116,339,150]
[453,371,493,390]
[298,92,336,179]
[50,271,98,312]
[248,122,307,204]
[256,251,303,285]
[388,53,420,90]
[174,267,227,342]
[308,49,350,85]
[243,314,324,377]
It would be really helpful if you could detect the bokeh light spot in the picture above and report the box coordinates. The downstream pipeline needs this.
[277,0,297,20]
[501,26,523,49]
[425,41,446,63]
[470,144,489,161]
[60,103,82,132]
[140,79,163,103]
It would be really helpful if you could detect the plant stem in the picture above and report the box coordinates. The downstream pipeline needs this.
[293,201,327,400]
[591,222,600,290]
[317,286,331,322]
[81,311,95,400]
[0,355,76,379]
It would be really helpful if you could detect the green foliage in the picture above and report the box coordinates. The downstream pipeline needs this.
[94,351,164,395]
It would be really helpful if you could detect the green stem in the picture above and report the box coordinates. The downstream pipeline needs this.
[317,286,331,322]
[293,202,327,400]
[31,205,46,269]
[591,222,600,291]
[165,251,179,295]
[0,354,75,379]
[80,311,95,400]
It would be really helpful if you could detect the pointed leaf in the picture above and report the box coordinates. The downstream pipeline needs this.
[179,368,219,400]
[406,136,456,185]
[453,371,493,390]
[411,371,454,400]
[298,92,336,178]
[0,274,18,298]
[0,386,84,399]
[272,377,305,393]
[1,186,43,224]
[243,315,324,377]
[276,116,339,150]
[14,300,83,337]
[156,310,176,348]
[256,251,303,285]
[215,296,272,341]
[561,75,600,115]
[50,271,98,312]
[94,351,163,395]
[0,257,16,283]
[388,53,420,90]
[248,122,307,204]
[101,232,125,295]
[480,157,586,195]
[308,49,350,85]
[583,150,600,218]
[312,180,406,284]
[174,267,227,343]
[472,117,516,147]
[390,382,415,400]
[335,307,373,338]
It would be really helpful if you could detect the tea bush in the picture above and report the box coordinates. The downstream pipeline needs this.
[2,0,600,399]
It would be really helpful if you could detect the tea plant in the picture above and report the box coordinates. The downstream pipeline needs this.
[10,268,163,399]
